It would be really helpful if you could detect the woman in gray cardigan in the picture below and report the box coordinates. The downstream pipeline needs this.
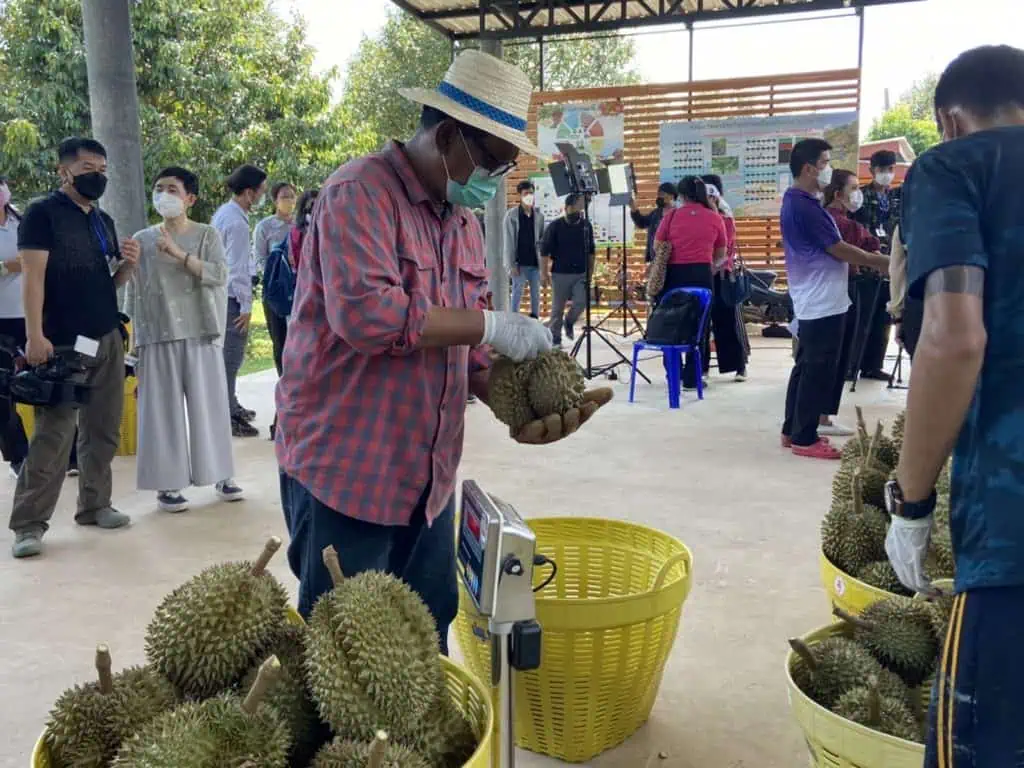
[125,166,242,513]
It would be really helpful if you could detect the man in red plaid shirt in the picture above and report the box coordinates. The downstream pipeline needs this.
[275,50,612,649]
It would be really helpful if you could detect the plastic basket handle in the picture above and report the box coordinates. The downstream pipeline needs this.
[652,552,690,591]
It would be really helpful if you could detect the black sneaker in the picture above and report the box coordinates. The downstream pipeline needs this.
[216,479,244,502]
[233,406,256,423]
[231,417,259,438]
[861,369,893,383]
[157,491,189,514]
[564,320,575,341]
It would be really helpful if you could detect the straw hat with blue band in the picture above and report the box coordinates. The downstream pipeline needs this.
[399,50,542,158]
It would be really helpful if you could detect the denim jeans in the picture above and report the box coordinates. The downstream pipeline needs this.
[279,472,458,654]
[511,266,541,317]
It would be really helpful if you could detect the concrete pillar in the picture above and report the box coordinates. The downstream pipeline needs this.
[81,0,147,245]
[480,37,509,311]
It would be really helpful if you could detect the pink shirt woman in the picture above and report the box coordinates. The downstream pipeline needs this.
[654,198,728,267]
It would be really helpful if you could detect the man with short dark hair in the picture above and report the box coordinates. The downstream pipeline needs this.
[542,192,595,346]
[9,137,140,558]
[884,44,1024,767]
[630,182,678,265]
[503,179,545,318]
[780,138,888,459]
[212,164,267,437]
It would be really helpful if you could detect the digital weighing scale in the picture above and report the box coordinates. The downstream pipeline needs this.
[457,480,546,768]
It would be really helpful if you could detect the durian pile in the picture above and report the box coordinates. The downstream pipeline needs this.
[821,408,954,595]
[41,538,477,768]
[488,349,586,432]
[789,592,955,743]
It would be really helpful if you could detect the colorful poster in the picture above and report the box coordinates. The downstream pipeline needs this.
[534,101,632,245]
[658,112,859,217]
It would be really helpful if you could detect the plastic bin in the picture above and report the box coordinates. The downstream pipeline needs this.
[33,606,493,768]
[453,517,693,762]
[786,622,926,768]
[17,377,138,458]
[820,549,897,616]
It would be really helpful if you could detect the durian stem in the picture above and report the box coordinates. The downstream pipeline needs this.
[95,645,113,695]
[251,536,282,576]
[833,606,874,631]
[787,638,818,674]
[241,655,281,715]
[855,406,867,436]
[867,423,883,467]
[852,470,864,515]
[322,546,345,587]
[866,678,882,726]
[367,730,388,768]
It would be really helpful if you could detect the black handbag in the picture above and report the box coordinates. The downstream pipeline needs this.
[645,290,703,346]
[718,256,752,306]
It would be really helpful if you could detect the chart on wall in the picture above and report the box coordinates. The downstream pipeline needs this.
[534,101,633,245]
[658,112,859,217]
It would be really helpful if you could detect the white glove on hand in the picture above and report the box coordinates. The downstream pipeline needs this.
[885,515,935,595]
[481,311,553,362]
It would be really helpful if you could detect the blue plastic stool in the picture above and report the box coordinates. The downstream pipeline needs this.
[629,286,713,409]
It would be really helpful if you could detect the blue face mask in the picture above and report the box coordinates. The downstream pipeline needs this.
[443,130,501,208]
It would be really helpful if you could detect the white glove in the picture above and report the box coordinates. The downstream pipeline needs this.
[885,515,935,595]
[481,310,553,362]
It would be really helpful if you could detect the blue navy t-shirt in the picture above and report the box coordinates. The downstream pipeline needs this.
[903,126,1024,592]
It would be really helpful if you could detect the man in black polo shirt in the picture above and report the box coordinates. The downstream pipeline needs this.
[9,137,139,559]
[542,193,595,346]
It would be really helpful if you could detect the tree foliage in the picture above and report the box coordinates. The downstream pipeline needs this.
[341,10,640,147]
[0,0,374,221]
[867,73,941,156]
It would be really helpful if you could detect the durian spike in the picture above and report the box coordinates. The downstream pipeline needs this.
[95,645,114,695]
[852,469,864,515]
[367,730,388,768]
[865,677,882,726]
[251,536,282,576]
[241,655,281,715]
[322,545,345,588]
[787,638,818,674]
[832,606,874,631]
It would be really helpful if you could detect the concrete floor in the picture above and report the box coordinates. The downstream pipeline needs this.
[0,333,909,768]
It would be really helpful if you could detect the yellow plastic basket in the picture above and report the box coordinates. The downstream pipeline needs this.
[819,550,898,616]
[17,376,138,458]
[33,607,493,768]
[786,622,925,768]
[453,517,693,763]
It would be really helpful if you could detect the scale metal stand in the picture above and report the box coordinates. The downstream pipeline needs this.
[457,480,545,768]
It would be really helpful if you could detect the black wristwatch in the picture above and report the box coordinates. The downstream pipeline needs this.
[885,479,937,520]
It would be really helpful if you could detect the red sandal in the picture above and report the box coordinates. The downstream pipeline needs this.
[792,439,841,460]
[781,434,830,449]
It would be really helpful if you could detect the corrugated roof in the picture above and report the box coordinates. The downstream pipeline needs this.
[390,0,924,40]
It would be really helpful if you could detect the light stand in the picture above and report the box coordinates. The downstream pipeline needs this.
[593,205,645,338]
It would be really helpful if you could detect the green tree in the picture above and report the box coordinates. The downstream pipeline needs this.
[867,103,941,156]
[0,0,375,221]
[901,73,939,121]
[341,10,640,146]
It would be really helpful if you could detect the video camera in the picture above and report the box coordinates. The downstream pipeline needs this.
[0,338,91,409]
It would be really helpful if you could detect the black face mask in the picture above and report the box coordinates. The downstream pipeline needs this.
[655,198,666,209]
[566,212,582,223]
[71,171,108,201]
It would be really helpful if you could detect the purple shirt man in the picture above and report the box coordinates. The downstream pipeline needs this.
[780,187,849,322]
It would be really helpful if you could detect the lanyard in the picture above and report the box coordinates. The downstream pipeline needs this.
[90,210,111,256]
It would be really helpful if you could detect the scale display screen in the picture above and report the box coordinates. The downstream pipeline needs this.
[458,491,489,606]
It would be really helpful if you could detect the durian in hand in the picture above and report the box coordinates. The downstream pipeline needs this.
[240,622,321,764]
[856,560,912,596]
[487,357,537,432]
[145,537,289,699]
[835,598,940,686]
[306,546,445,744]
[821,470,888,575]
[114,655,290,768]
[44,645,177,768]
[788,636,911,709]
[925,527,955,580]
[832,678,922,742]
[313,729,430,768]
[526,349,586,418]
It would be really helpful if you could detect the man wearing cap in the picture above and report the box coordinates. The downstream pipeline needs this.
[275,50,612,649]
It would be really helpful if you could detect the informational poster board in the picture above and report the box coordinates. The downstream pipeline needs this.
[535,101,633,245]
[658,112,859,217]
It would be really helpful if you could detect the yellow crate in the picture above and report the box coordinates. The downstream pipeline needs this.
[16,377,138,458]
[786,622,925,768]
[34,606,493,768]
[820,550,897,617]
[453,517,693,763]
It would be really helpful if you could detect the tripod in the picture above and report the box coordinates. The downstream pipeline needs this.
[593,206,645,338]
[568,200,647,382]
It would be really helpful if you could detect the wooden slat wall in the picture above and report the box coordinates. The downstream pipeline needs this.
[505,69,861,314]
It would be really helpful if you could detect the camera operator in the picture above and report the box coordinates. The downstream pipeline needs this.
[9,137,139,559]
[0,175,29,477]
